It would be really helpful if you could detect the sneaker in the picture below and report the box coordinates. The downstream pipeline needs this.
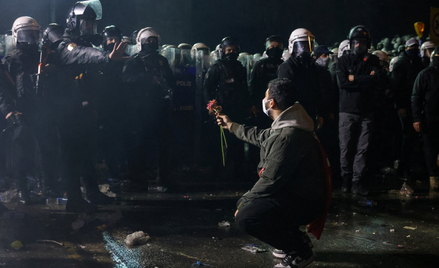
[351,181,369,196]
[273,249,287,259]
[87,191,116,205]
[274,248,315,268]
[66,196,99,214]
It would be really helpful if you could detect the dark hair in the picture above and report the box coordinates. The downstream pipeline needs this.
[267,78,296,110]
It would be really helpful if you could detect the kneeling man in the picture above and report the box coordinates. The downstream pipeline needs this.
[217,78,327,268]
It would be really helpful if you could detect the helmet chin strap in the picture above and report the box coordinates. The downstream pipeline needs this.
[308,36,312,53]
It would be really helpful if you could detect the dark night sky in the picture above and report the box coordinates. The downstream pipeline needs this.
[0,0,438,53]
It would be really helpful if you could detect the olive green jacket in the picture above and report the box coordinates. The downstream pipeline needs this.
[231,103,326,210]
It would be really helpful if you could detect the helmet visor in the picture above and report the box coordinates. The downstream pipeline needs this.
[80,19,97,36]
[293,40,314,53]
[17,30,40,44]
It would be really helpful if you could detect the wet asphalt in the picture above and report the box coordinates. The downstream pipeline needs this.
[1,173,439,268]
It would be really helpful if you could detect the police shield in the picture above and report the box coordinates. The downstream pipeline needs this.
[238,53,253,84]
[161,46,180,72]
[4,32,13,55]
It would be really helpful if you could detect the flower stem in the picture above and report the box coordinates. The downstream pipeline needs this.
[220,126,225,166]
[221,126,228,148]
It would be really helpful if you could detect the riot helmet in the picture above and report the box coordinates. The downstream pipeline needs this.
[42,23,64,50]
[219,36,240,61]
[405,38,420,59]
[136,27,160,53]
[66,0,102,37]
[12,16,41,47]
[421,41,436,58]
[191,43,210,59]
[348,25,371,55]
[102,25,122,51]
[265,35,284,59]
[373,50,389,70]
[288,28,315,58]
[338,39,350,58]
[389,56,399,72]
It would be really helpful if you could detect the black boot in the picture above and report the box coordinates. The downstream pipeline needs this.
[351,181,369,196]
[341,179,351,193]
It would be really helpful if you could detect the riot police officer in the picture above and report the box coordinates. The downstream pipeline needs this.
[412,46,439,191]
[278,28,328,128]
[203,37,250,180]
[123,27,175,188]
[249,35,284,128]
[93,25,127,183]
[0,16,41,204]
[391,38,424,181]
[336,25,387,195]
[55,0,126,213]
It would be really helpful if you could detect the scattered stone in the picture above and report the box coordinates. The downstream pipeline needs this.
[125,231,150,247]
[11,240,23,250]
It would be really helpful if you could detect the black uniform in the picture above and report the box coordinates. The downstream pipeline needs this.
[91,58,126,180]
[249,57,283,128]
[0,49,49,200]
[55,35,112,200]
[203,58,250,179]
[411,63,439,177]
[336,52,386,185]
[204,59,250,120]
[391,51,424,177]
[277,56,328,121]
[123,50,175,185]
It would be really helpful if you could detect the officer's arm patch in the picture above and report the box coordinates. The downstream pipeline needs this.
[67,43,77,51]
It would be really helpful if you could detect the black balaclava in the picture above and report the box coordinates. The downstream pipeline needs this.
[266,47,283,59]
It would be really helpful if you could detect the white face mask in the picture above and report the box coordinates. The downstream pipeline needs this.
[262,98,272,117]
[316,57,330,68]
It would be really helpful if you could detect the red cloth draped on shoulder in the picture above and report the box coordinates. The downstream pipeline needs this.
[306,139,333,240]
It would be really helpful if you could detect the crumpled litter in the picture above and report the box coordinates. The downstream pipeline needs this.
[241,244,267,254]
[388,182,414,196]
[0,189,17,203]
[403,226,417,230]
[125,231,151,247]
[99,184,117,198]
